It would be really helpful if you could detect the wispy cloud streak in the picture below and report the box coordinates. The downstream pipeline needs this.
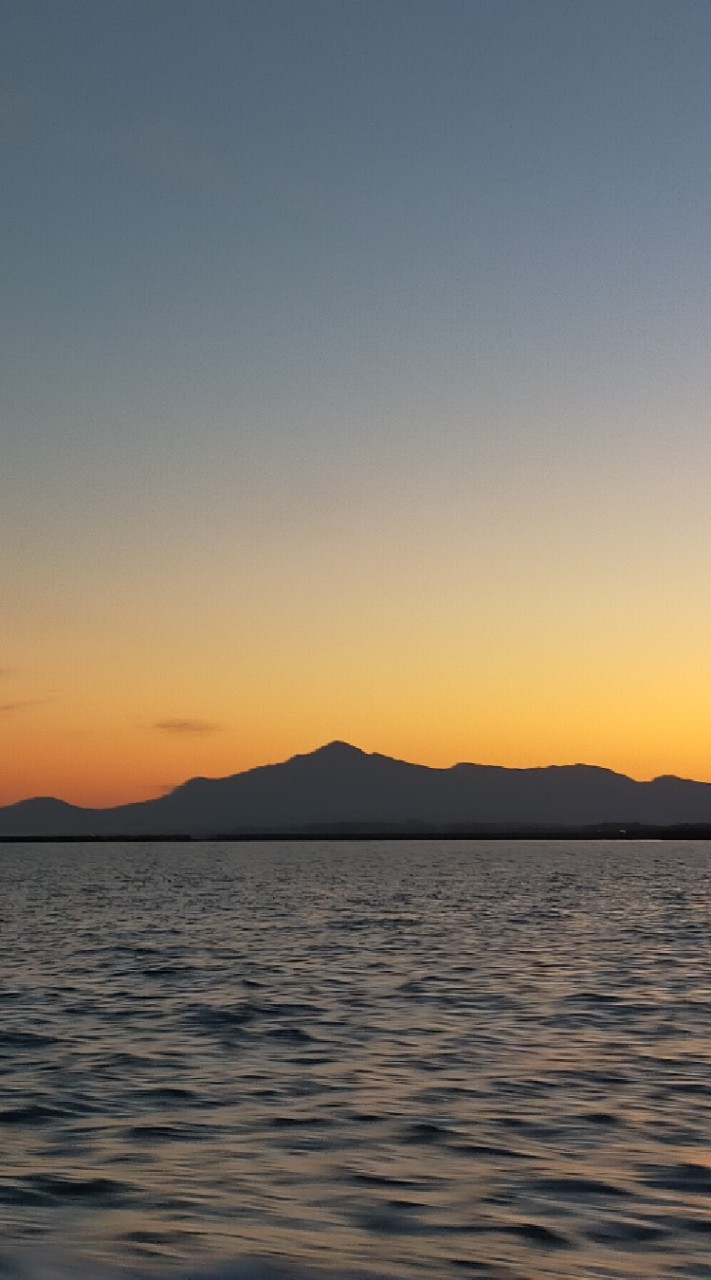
[154,719,221,734]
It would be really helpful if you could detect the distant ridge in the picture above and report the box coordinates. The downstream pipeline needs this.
[3,742,711,838]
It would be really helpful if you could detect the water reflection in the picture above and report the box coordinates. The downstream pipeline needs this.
[0,839,710,1279]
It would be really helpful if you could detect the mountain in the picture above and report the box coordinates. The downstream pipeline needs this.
[3,742,711,838]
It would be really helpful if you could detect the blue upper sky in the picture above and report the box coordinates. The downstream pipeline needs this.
[5,0,708,464]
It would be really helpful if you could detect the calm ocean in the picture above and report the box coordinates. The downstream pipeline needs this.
[1,839,710,1280]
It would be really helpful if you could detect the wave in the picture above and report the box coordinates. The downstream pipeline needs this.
[0,1254,397,1280]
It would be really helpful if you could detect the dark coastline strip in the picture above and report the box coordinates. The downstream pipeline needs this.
[3,824,711,843]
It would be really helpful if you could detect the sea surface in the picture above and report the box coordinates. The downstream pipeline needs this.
[1,839,710,1280]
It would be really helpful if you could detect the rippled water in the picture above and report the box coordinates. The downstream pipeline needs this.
[1,839,711,1280]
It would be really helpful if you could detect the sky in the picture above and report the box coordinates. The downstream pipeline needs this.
[2,0,711,806]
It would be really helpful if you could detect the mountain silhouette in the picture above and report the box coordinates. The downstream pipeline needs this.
[3,742,711,837]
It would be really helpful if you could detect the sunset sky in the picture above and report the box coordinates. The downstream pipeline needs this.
[3,0,711,806]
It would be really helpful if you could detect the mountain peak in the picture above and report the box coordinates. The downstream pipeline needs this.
[284,742,374,768]
[293,741,367,765]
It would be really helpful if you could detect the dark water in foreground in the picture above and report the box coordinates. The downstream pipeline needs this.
[1,839,710,1280]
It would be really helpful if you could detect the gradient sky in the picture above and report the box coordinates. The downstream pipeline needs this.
[3,0,711,806]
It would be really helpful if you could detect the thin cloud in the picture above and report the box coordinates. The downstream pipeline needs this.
[117,121,232,188]
[154,719,221,735]
[0,93,233,190]
[0,89,35,139]
[58,116,233,190]
[0,700,38,716]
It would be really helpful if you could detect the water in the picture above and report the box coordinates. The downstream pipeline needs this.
[1,839,710,1280]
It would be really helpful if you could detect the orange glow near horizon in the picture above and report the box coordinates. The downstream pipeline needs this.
[6,725,711,811]
[5,621,711,807]
[5,469,711,808]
